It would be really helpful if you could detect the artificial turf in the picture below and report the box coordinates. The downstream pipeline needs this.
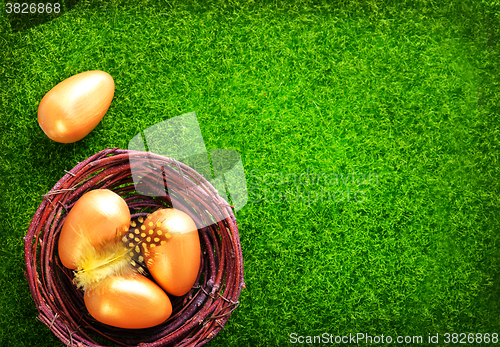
[1,0,500,346]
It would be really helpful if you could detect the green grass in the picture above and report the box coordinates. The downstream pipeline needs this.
[2,0,500,346]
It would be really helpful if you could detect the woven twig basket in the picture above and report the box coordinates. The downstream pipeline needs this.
[24,148,245,347]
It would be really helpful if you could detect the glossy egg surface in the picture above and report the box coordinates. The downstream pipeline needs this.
[58,189,130,269]
[38,70,114,143]
[143,208,201,296]
[84,274,172,329]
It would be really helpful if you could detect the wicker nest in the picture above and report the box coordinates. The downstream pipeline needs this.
[24,148,245,347]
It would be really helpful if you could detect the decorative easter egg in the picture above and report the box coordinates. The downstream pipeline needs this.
[142,208,201,296]
[84,274,172,329]
[58,189,130,269]
[38,70,114,143]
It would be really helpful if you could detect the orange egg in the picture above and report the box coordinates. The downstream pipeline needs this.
[84,274,172,329]
[38,70,114,143]
[58,189,130,269]
[143,208,201,296]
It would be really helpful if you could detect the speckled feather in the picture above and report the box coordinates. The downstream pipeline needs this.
[121,215,173,276]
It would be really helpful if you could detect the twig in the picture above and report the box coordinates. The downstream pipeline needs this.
[42,188,76,197]
[64,170,76,177]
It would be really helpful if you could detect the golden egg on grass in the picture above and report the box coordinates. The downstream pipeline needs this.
[37,70,114,143]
